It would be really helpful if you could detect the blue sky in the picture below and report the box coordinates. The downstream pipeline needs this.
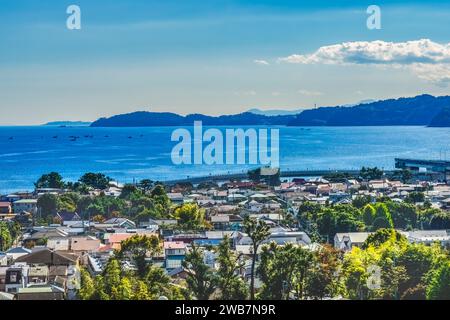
[1,0,450,124]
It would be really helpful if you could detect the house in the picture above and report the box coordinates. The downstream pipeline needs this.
[210,214,230,230]
[237,230,311,248]
[0,202,12,214]
[47,238,70,251]
[334,232,371,251]
[56,211,81,224]
[268,231,312,246]
[406,230,450,247]
[4,263,29,293]
[13,199,37,214]
[329,192,352,204]
[167,192,184,204]
[6,247,32,261]
[28,265,49,285]
[15,248,80,267]
[1,194,21,203]
[167,266,189,280]
[23,227,69,246]
[16,285,65,300]
[35,188,64,195]
[106,233,135,250]
[164,241,187,270]
[140,218,177,229]
[49,265,69,284]
[102,217,136,229]
[70,236,101,252]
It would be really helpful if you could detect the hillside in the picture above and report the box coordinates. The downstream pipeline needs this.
[91,111,295,127]
[288,95,450,126]
[90,95,450,127]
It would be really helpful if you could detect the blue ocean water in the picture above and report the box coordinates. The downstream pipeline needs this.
[1,126,450,194]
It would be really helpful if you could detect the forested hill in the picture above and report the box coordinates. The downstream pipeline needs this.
[288,95,450,126]
[90,111,296,127]
[90,95,450,127]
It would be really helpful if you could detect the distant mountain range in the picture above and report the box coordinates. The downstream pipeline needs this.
[90,95,450,127]
[245,99,376,116]
[44,121,91,126]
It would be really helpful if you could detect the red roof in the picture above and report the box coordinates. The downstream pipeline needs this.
[0,202,11,207]
[108,233,135,244]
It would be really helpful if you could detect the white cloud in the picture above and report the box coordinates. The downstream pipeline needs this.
[254,59,270,65]
[298,89,323,96]
[279,39,450,85]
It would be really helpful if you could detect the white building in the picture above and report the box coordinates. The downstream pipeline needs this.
[13,199,37,214]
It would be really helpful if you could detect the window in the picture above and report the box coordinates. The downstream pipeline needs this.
[9,273,17,282]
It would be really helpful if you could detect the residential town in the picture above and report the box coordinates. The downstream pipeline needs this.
[0,165,449,300]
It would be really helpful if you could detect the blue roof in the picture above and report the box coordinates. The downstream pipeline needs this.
[6,247,32,254]
[193,239,222,246]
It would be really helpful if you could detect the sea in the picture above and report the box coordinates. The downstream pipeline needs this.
[1,125,450,194]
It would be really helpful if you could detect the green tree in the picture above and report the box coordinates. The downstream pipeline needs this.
[391,169,413,183]
[0,222,12,251]
[215,236,248,300]
[352,195,372,209]
[117,234,161,278]
[315,205,364,242]
[360,167,383,180]
[37,193,59,217]
[426,261,450,300]
[76,196,93,219]
[35,172,65,189]
[58,193,79,212]
[150,185,171,216]
[258,242,313,300]
[428,211,450,229]
[99,258,122,300]
[404,192,425,204]
[79,173,111,190]
[173,203,209,231]
[362,204,376,227]
[138,179,154,192]
[78,268,96,300]
[363,229,406,249]
[120,184,141,199]
[372,203,394,230]
[182,244,217,300]
[305,245,342,299]
[387,201,417,230]
[243,217,270,300]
